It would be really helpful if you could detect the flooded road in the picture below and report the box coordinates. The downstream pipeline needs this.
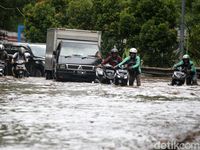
[0,76,200,150]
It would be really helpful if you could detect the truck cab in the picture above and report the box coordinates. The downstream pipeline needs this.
[45,28,102,82]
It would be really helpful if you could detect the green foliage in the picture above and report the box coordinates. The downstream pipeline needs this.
[24,1,60,42]
[182,0,200,65]
[139,20,177,67]
[0,0,34,31]
[128,0,178,67]
[3,0,198,67]
[67,0,93,29]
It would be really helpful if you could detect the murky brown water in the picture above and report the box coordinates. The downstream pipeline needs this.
[0,76,200,150]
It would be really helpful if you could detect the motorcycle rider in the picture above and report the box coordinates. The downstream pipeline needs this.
[116,48,141,86]
[12,47,30,77]
[0,45,8,61]
[0,45,8,75]
[172,54,197,85]
[101,47,122,67]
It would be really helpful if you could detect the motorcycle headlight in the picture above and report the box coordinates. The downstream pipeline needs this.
[96,68,103,75]
[124,76,128,79]
[117,75,120,78]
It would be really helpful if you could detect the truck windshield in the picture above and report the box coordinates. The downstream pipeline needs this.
[60,42,99,57]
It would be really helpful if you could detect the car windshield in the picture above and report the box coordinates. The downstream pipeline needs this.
[29,44,46,57]
[60,41,99,57]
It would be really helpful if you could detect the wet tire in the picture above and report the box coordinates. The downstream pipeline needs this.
[121,80,128,86]
[34,69,42,77]
[114,79,119,86]
[94,79,100,83]
[186,77,192,85]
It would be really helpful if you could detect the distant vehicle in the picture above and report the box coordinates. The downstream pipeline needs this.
[28,43,46,77]
[3,42,46,77]
[45,28,102,82]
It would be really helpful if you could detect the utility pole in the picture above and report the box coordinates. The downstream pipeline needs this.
[180,0,186,57]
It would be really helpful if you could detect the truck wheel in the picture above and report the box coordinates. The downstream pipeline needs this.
[35,69,42,77]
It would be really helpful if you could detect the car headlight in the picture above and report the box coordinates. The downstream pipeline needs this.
[59,64,66,69]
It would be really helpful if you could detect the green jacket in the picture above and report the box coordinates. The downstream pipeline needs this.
[122,48,129,59]
[117,56,141,73]
[173,60,196,73]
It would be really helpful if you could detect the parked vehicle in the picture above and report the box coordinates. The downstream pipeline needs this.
[13,59,27,78]
[27,43,46,77]
[114,66,128,86]
[96,64,116,84]
[0,60,6,76]
[45,28,102,82]
[3,42,46,77]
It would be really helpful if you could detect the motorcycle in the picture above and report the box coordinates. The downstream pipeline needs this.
[0,60,6,76]
[95,64,116,84]
[114,66,128,86]
[171,66,191,86]
[14,60,27,78]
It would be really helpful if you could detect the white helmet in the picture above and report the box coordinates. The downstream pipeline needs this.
[111,48,118,53]
[129,48,137,53]
[0,45,4,51]
[182,54,190,59]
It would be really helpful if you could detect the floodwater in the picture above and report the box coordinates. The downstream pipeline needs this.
[0,76,200,150]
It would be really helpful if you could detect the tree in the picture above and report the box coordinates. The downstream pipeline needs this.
[185,0,200,65]
[22,0,183,67]
[91,0,122,56]
[23,1,60,42]
[0,0,34,31]
[67,0,93,29]
[139,20,177,67]
[128,0,178,67]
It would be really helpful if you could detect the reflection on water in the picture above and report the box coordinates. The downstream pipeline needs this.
[0,77,200,150]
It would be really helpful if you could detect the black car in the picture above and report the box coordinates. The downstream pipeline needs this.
[3,42,46,77]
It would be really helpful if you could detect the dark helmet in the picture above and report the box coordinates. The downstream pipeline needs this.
[19,47,26,55]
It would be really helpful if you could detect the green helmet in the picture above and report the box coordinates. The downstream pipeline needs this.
[182,54,190,59]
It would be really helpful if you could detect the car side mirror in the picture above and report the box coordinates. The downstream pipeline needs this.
[53,51,56,55]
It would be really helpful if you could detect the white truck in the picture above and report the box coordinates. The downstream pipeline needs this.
[45,28,102,81]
